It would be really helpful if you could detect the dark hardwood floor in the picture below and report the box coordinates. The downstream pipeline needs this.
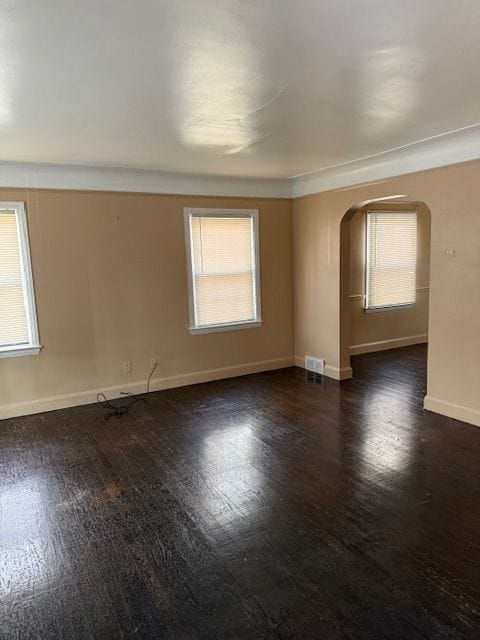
[1,345,480,639]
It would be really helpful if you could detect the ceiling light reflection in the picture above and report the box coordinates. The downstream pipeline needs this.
[0,60,14,126]
[173,6,263,155]
[361,47,423,132]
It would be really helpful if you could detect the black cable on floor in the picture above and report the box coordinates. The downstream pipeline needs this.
[97,361,158,421]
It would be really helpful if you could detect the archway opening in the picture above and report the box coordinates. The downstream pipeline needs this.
[339,197,432,379]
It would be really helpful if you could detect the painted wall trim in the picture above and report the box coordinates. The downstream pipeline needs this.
[0,161,290,199]
[325,365,353,381]
[291,125,480,197]
[424,396,480,429]
[0,356,294,420]
[350,334,428,356]
[3,126,480,200]
[294,356,352,381]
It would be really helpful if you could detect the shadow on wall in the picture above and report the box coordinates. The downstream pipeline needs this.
[339,197,431,375]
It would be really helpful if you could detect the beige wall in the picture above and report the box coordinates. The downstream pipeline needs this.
[349,202,430,352]
[0,188,294,418]
[293,159,480,426]
[2,159,480,428]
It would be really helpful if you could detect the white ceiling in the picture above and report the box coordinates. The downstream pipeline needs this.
[1,1,480,196]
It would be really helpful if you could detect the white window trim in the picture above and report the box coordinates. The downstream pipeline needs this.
[364,209,417,313]
[364,302,415,314]
[0,201,41,358]
[184,208,262,335]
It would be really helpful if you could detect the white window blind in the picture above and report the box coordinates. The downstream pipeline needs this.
[366,211,417,310]
[0,202,40,357]
[185,209,261,333]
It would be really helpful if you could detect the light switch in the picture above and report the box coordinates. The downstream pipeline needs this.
[444,249,456,259]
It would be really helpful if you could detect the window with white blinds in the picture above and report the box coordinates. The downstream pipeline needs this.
[0,202,40,357]
[365,211,417,310]
[185,209,261,333]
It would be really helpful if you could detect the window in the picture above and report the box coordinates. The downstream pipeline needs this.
[0,202,40,357]
[365,210,417,311]
[184,208,262,334]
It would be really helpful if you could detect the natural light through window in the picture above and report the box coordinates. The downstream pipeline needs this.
[185,208,261,334]
[365,210,417,311]
[0,202,40,357]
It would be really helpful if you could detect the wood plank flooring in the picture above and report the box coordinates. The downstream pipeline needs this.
[1,345,479,639]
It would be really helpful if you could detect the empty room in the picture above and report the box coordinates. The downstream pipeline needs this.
[1,1,479,638]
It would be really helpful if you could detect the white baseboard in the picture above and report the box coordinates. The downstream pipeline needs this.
[350,334,428,356]
[294,356,352,381]
[325,365,353,380]
[0,356,295,420]
[424,396,480,428]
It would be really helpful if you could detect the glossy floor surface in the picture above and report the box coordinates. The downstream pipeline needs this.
[1,345,479,639]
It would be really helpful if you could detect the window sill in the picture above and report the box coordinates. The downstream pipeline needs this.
[0,345,42,359]
[364,303,415,314]
[189,320,263,335]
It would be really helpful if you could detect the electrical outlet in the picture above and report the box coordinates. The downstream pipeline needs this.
[150,357,158,370]
[123,361,132,374]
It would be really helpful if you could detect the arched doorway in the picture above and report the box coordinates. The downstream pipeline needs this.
[339,196,432,378]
